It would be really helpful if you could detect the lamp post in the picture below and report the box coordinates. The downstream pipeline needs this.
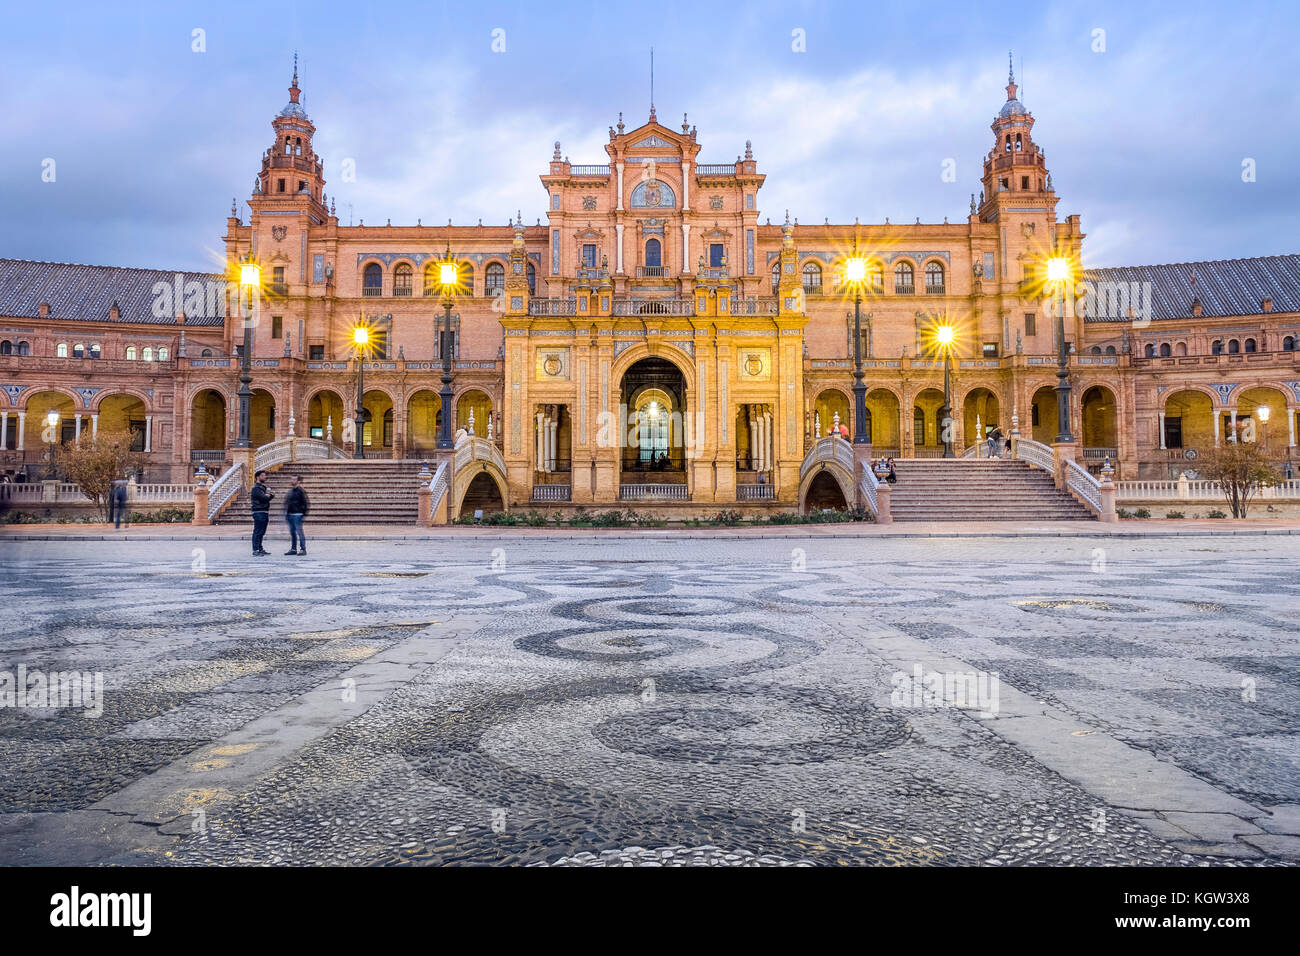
[352,325,369,459]
[1046,257,1074,443]
[844,249,869,444]
[45,410,59,478]
[234,256,260,449]
[935,324,956,458]
[436,247,459,450]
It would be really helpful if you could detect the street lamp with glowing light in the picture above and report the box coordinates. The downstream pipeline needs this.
[436,246,459,450]
[234,256,260,449]
[934,323,957,458]
[844,247,870,444]
[1258,404,1271,451]
[45,410,60,477]
[1045,256,1075,444]
[352,324,370,459]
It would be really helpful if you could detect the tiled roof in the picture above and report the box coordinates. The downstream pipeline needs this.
[1081,254,1300,322]
[0,258,227,326]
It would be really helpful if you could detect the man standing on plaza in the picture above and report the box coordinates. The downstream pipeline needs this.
[284,475,309,556]
[111,478,129,530]
[251,469,273,556]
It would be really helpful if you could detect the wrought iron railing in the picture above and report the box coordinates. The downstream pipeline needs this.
[1082,447,1118,460]
[619,484,690,501]
[638,266,668,277]
[611,297,695,316]
[362,286,382,297]
[894,284,915,295]
[696,164,737,175]
[528,298,578,316]
[207,462,244,520]
[570,165,610,176]
[532,484,571,502]
[1065,458,1101,514]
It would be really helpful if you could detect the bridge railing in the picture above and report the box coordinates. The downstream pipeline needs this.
[1065,458,1102,515]
[800,436,854,481]
[207,461,245,521]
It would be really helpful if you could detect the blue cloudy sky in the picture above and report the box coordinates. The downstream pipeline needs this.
[1,0,1296,273]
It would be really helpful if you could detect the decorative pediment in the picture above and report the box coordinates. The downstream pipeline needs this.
[631,135,673,148]
[630,180,676,209]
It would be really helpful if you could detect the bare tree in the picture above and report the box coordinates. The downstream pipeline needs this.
[56,429,148,520]
[1198,427,1282,518]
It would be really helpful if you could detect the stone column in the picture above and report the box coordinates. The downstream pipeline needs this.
[1213,410,1220,447]
[681,223,691,274]
[681,161,690,210]
[547,415,557,472]
[616,163,624,211]
[74,414,82,441]
[91,414,98,439]
[615,223,624,274]
[1229,410,1237,443]
[1289,407,1296,448]
[1158,411,1166,450]
[144,415,153,452]
[535,411,545,474]
[16,412,25,450]
[0,411,6,450]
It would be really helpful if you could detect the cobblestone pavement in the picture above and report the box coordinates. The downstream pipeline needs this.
[1,534,1297,866]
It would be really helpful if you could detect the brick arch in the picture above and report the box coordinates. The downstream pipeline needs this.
[20,386,81,411]
[93,388,154,413]
[797,458,855,514]
[609,343,695,389]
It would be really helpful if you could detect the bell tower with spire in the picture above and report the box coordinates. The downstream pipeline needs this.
[252,54,327,218]
[978,53,1055,222]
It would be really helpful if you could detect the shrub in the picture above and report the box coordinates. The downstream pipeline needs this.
[1206,509,1227,519]
[1133,508,1151,519]
[1116,507,1133,519]
[1165,511,1185,519]
[709,509,744,526]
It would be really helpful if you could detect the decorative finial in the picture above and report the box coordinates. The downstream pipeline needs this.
[970,193,976,214]
[553,141,561,160]
[231,197,238,217]
[288,51,301,104]
[517,209,522,224]
[682,113,689,133]
[1009,50,1014,83]
[745,140,753,160]
[784,209,790,225]
[617,111,624,133]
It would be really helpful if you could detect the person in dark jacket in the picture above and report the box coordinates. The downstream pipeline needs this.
[111,478,130,529]
[284,475,309,556]
[251,469,273,556]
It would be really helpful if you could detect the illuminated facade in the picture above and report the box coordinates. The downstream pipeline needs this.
[2,62,1297,513]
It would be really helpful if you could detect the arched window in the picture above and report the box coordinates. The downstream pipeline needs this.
[868,261,884,292]
[924,261,945,293]
[1004,134,1012,153]
[485,262,506,294]
[1244,338,1257,353]
[157,347,168,361]
[1144,343,1156,358]
[771,261,781,294]
[1015,133,1023,151]
[200,348,213,357]
[88,344,100,359]
[644,238,662,269]
[459,264,474,296]
[913,407,926,445]
[1159,343,1171,357]
[1284,336,1296,351]
[126,346,137,360]
[527,262,536,295]
[1090,346,1102,355]
[393,263,413,296]
[56,343,68,357]
[1228,339,1240,354]
[73,343,85,358]
[1175,342,1187,356]
[142,347,153,361]
[1211,340,1223,355]
[801,262,822,293]
[362,263,382,296]
[894,262,914,293]
[16,341,30,356]
[1105,345,1117,355]
[0,340,12,355]
[423,263,439,296]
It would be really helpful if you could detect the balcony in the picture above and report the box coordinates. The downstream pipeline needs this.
[393,284,412,297]
[619,484,690,501]
[696,164,737,176]
[925,283,946,295]
[362,286,382,297]
[611,297,695,316]
[570,165,610,176]
[894,284,915,296]
[528,297,578,316]
[802,282,824,297]
[268,282,289,297]
[737,483,775,501]
[638,266,668,278]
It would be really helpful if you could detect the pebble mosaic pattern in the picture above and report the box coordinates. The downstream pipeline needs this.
[0,535,1297,866]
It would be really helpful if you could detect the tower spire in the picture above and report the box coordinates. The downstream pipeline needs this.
[289,51,301,104]
[649,48,656,122]
[1005,50,1018,102]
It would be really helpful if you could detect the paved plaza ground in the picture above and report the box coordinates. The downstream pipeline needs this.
[1,531,1298,866]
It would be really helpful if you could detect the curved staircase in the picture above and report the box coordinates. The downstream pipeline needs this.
[889,459,1093,521]
[217,460,424,525]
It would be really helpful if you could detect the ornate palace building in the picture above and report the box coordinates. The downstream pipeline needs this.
[2,61,1297,517]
